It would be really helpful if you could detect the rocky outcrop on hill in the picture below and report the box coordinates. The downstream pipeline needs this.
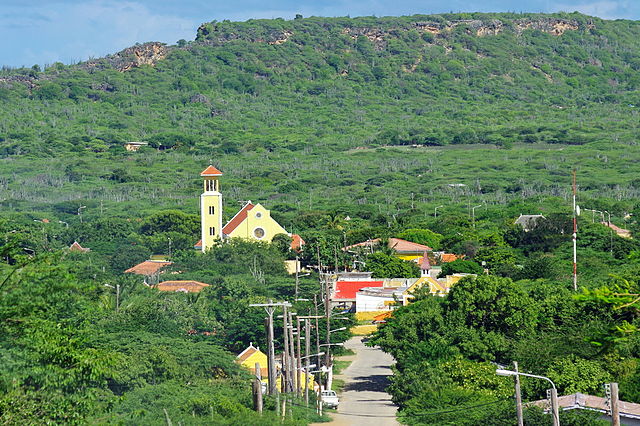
[83,42,169,72]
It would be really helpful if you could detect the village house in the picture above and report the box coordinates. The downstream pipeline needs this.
[515,214,546,231]
[124,259,172,285]
[156,280,210,293]
[68,241,90,253]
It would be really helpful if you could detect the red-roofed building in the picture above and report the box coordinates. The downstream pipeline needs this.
[156,280,210,293]
[333,280,384,302]
[343,237,431,261]
[291,234,305,251]
[68,241,90,253]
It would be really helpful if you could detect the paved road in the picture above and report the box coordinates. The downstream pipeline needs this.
[320,336,400,426]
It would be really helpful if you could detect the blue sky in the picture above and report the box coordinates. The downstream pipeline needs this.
[1,0,638,68]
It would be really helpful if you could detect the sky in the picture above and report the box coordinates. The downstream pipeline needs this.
[1,0,639,68]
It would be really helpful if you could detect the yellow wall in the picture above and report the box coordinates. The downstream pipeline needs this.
[396,254,422,261]
[201,177,223,252]
[227,203,288,243]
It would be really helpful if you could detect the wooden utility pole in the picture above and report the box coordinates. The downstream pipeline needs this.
[253,362,263,413]
[282,305,290,393]
[513,362,523,426]
[305,318,311,406]
[324,272,332,390]
[287,310,296,393]
[550,388,560,426]
[249,301,291,396]
[295,255,299,300]
[296,317,302,397]
[313,294,321,371]
[572,169,578,291]
[611,382,620,426]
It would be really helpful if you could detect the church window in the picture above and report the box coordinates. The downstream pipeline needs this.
[253,227,265,239]
[209,206,215,215]
[209,227,216,236]
[255,212,262,218]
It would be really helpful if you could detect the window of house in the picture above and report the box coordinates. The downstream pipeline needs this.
[255,212,262,219]
[209,227,216,236]
[253,227,265,239]
[209,206,215,215]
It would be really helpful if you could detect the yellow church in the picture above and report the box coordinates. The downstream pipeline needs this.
[196,165,297,252]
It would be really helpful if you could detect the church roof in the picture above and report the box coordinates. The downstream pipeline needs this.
[222,202,255,235]
[200,165,223,176]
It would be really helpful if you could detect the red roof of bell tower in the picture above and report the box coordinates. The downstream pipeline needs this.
[200,165,223,176]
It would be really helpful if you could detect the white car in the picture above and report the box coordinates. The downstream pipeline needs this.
[321,390,339,409]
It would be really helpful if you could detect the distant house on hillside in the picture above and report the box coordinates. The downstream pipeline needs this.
[68,241,90,253]
[343,237,432,261]
[124,259,172,285]
[156,280,210,293]
[515,214,546,231]
[123,141,148,151]
[602,221,632,239]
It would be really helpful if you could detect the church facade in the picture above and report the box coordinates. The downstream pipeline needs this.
[197,165,293,252]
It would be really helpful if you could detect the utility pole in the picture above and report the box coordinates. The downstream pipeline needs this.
[296,317,302,397]
[472,205,482,229]
[305,318,311,405]
[253,362,263,413]
[295,255,299,300]
[314,294,321,371]
[287,310,296,394]
[610,382,620,426]
[549,388,560,426]
[324,272,332,390]
[249,301,291,396]
[513,361,523,426]
[282,305,290,393]
[572,169,578,291]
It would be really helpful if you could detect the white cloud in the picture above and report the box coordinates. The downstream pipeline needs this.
[551,0,634,19]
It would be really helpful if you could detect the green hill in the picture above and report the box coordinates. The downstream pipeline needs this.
[1,12,640,222]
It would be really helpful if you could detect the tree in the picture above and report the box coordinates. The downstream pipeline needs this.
[396,228,443,250]
[366,252,420,278]
[438,259,483,277]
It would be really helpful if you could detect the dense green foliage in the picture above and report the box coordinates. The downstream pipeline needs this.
[3,10,640,424]
[0,230,345,423]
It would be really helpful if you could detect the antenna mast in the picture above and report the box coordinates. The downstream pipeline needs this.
[572,169,578,291]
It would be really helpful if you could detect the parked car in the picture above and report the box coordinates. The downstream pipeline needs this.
[321,390,339,409]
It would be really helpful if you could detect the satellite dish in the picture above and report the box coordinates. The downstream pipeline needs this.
[576,205,581,216]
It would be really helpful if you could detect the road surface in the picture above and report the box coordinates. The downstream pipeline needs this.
[319,336,400,425]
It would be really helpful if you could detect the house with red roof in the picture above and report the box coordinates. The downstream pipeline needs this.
[68,241,90,253]
[343,237,432,261]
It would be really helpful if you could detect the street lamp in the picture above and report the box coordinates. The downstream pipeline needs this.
[434,205,444,218]
[472,205,483,229]
[77,205,87,223]
[329,327,347,333]
[496,369,559,426]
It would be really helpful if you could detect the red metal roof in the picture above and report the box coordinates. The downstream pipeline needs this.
[291,234,305,251]
[200,165,223,176]
[222,202,254,235]
[334,280,384,300]
[125,260,172,275]
[156,280,210,293]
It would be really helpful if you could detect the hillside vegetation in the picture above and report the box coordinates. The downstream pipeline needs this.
[1,13,640,225]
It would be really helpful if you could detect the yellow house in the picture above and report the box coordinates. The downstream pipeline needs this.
[198,166,292,252]
[236,344,313,390]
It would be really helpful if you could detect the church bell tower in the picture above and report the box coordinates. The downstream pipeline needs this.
[200,165,223,252]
